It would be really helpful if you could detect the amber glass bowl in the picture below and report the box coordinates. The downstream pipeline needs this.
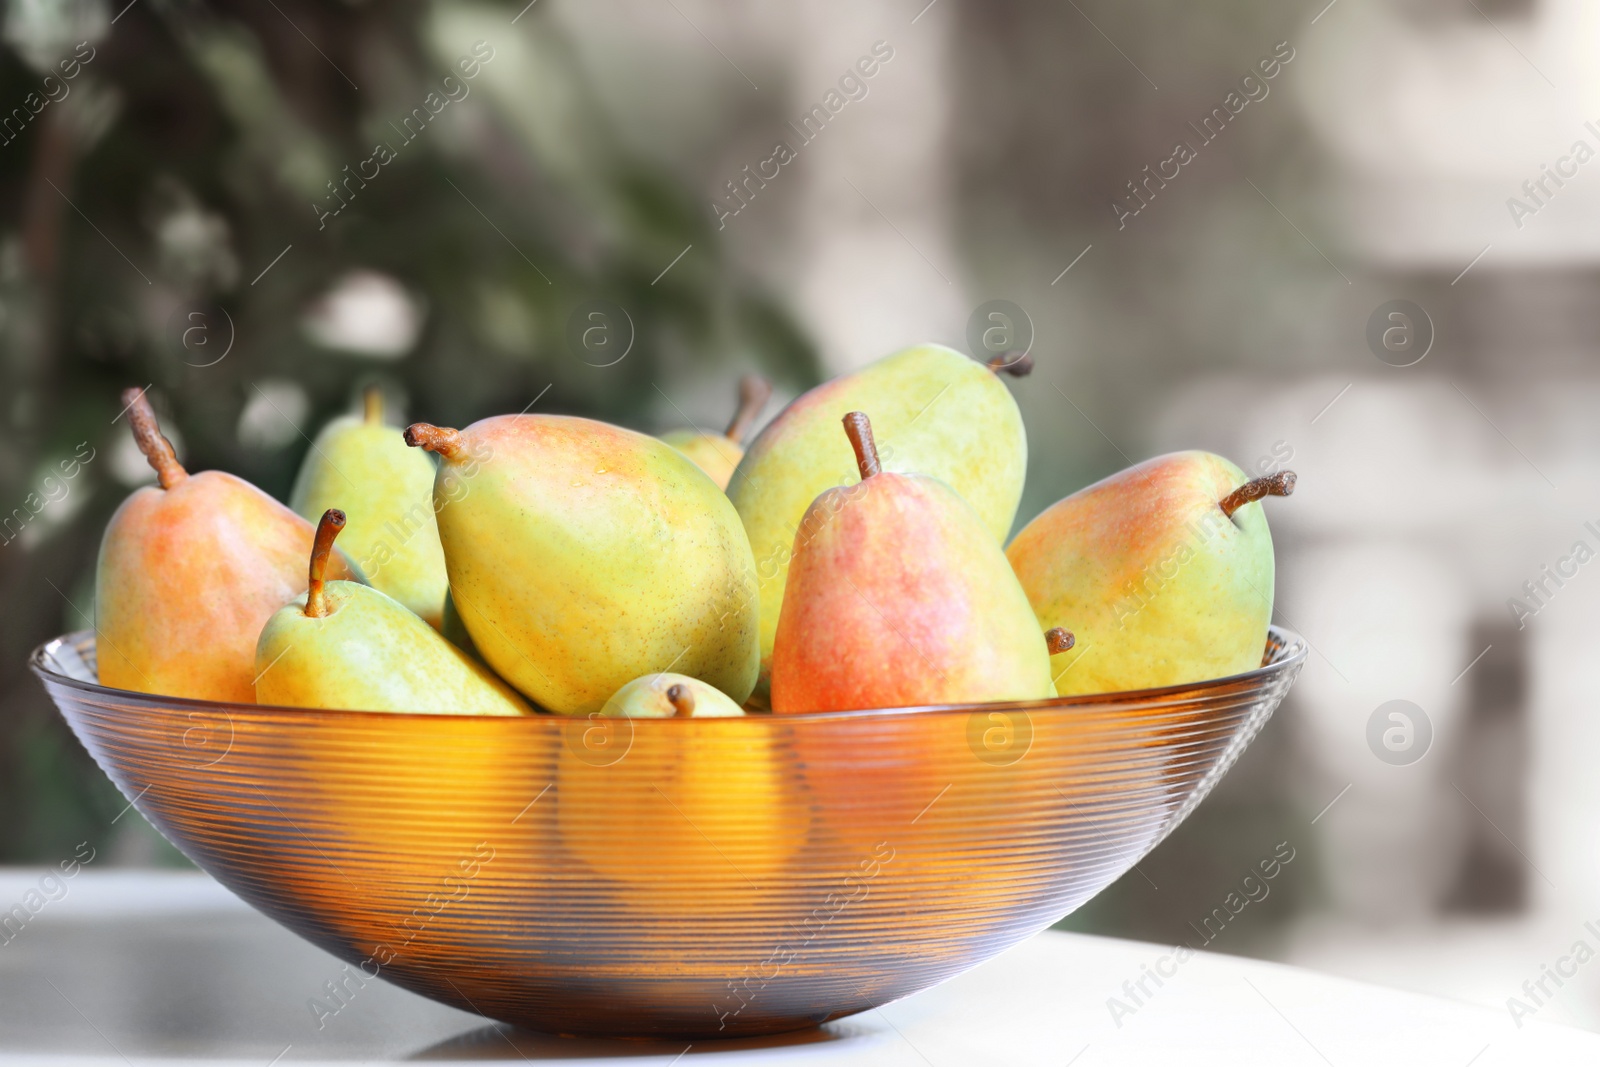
[32,628,1303,1038]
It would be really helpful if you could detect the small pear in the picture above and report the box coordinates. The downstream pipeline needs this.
[659,374,772,491]
[728,343,1028,702]
[599,673,745,718]
[255,510,531,715]
[95,389,360,702]
[555,717,801,911]
[406,414,760,716]
[1007,451,1295,695]
[771,412,1055,713]
[290,387,448,627]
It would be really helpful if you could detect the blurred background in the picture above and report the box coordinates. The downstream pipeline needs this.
[1,0,1597,1033]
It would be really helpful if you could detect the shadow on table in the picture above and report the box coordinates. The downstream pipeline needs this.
[410,1020,869,1060]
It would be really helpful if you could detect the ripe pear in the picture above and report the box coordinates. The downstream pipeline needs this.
[659,374,772,490]
[1006,451,1296,695]
[555,714,803,914]
[728,343,1028,702]
[599,673,745,718]
[95,389,360,703]
[771,412,1056,713]
[255,510,531,715]
[405,414,760,716]
[289,387,448,628]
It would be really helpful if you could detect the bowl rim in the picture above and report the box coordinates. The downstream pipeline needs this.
[30,626,1305,726]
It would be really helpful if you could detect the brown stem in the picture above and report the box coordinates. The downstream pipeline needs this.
[665,683,695,717]
[305,509,346,618]
[724,374,772,443]
[122,388,187,490]
[1045,628,1075,655]
[1220,471,1297,518]
[363,385,383,425]
[842,411,881,480]
[987,352,1035,378]
[404,423,464,459]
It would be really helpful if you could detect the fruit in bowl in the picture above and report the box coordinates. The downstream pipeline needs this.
[660,373,773,489]
[1007,451,1294,696]
[728,343,1030,704]
[34,627,1304,1036]
[254,509,530,716]
[771,411,1065,712]
[289,386,450,628]
[404,414,760,716]
[36,348,1303,1038]
[554,681,806,914]
[95,390,361,703]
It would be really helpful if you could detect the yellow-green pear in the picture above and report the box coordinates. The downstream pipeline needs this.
[659,374,772,490]
[727,343,1028,701]
[1007,452,1295,695]
[255,510,531,715]
[600,673,745,718]
[405,415,760,716]
[555,701,800,911]
[290,387,448,628]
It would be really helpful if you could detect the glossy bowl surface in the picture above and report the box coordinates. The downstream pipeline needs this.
[32,629,1304,1038]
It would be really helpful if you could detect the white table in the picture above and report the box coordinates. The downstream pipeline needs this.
[1,870,1594,1065]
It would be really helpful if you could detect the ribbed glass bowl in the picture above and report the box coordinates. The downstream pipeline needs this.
[32,628,1303,1038]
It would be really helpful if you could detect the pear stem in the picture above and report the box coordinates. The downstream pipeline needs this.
[305,509,346,619]
[122,387,187,490]
[987,352,1035,378]
[1220,471,1297,518]
[724,374,772,443]
[404,423,464,459]
[363,386,383,425]
[1045,628,1075,655]
[842,411,881,481]
[665,683,695,717]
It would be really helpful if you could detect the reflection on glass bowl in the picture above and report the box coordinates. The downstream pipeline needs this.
[31,627,1304,1038]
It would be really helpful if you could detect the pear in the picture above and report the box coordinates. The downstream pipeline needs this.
[728,343,1028,702]
[1006,451,1296,695]
[290,387,448,628]
[770,412,1054,713]
[95,389,361,703]
[555,713,802,912]
[255,510,531,715]
[599,673,745,718]
[659,374,772,490]
[405,414,760,716]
